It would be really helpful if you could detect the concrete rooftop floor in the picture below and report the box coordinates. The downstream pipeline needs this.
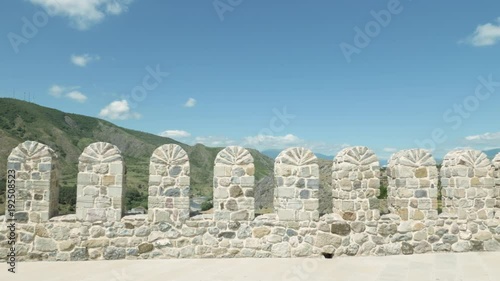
[1,252,498,281]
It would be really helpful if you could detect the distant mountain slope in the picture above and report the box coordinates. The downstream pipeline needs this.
[1,98,497,216]
[261,149,333,160]
[0,98,274,214]
[484,149,500,159]
[260,149,283,159]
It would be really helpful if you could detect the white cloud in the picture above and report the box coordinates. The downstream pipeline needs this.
[71,54,100,67]
[242,134,349,155]
[98,100,141,120]
[383,147,398,153]
[465,132,500,144]
[452,146,475,151]
[30,0,133,30]
[189,133,350,156]
[66,91,88,103]
[465,132,500,141]
[462,132,500,151]
[303,142,350,156]
[48,84,87,102]
[184,98,196,108]
[160,130,191,138]
[194,136,236,147]
[461,18,500,47]
[49,85,65,97]
[244,134,303,148]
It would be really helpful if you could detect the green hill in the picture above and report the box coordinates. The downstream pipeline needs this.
[0,98,274,215]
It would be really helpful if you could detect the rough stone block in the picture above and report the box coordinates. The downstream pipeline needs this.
[277,209,296,221]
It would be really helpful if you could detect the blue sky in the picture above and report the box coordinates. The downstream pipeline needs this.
[1,0,500,159]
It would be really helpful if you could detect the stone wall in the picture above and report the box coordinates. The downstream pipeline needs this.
[76,142,125,223]
[213,146,255,222]
[5,141,58,223]
[148,144,190,223]
[1,141,500,262]
[332,146,380,221]
[387,149,439,221]
[441,150,496,220]
[274,148,320,222]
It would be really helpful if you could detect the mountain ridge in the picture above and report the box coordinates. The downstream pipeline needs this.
[0,98,498,216]
[0,98,274,214]
[261,149,334,160]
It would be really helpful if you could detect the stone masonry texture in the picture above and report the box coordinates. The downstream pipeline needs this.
[76,142,125,223]
[5,141,58,224]
[1,142,499,262]
[332,146,380,222]
[148,144,190,224]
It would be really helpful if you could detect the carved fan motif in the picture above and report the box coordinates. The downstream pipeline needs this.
[79,142,122,163]
[275,147,317,166]
[442,150,490,168]
[334,146,378,167]
[151,144,189,166]
[215,146,253,165]
[388,149,436,168]
[8,141,54,162]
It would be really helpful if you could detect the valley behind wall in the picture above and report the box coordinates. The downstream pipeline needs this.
[1,141,499,261]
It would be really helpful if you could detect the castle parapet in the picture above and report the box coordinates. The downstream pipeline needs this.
[387,149,438,220]
[148,144,190,223]
[274,147,319,221]
[332,146,380,221]
[5,141,58,223]
[76,142,125,222]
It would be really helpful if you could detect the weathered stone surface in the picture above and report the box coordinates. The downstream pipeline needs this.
[138,243,154,254]
[214,146,255,221]
[346,244,360,256]
[473,231,492,241]
[401,242,414,255]
[275,147,319,221]
[83,239,110,248]
[452,242,471,253]
[34,237,57,252]
[7,141,59,223]
[149,144,190,223]
[229,186,243,198]
[470,240,484,251]
[315,232,342,248]
[378,224,397,236]
[70,248,88,261]
[19,232,34,243]
[484,240,500,252]
[332,146,380,218]
[441,150,493,218]
[253,227,271,238]
[271,242,290,258]
[292,243,312,257]
[56,238,74,251]
[237,226,252,239]
[331,222,351,236]
[104,246,126,260]
[50,226,70,241]
[342,212,357,221]
[351,222,366,233]
[2,143,500,264]
[218,232,236,239]
[442,234,459,244]
[77,142,124,223]
[387,149,439,222]
[413,241,432,254]
[135,226,152,237]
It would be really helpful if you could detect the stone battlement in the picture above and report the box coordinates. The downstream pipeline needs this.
[0,141,499,261]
